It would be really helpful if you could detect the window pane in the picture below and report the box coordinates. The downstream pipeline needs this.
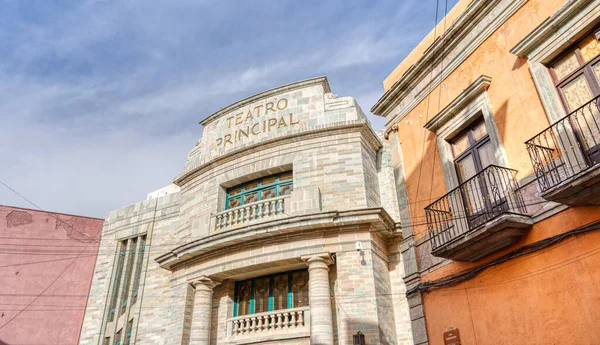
[280,171,293,181]
[562,74,593,111]
[553,52,581,80]
[593,62,600,84]
[262,176,276,185]
[279,183,293,196]
[478,141,496,169]
[471,121,488,142]
[228,186,243,196]
[456,154,477,182]
[228,197,241,209]
[579,34,600,62]
[272,274,289,311]
[254,277,270,313]
[452,132,470,156]
[236,281,252,316]
[261,187,276,200]
[245,192,258,204]
[292,271,309,308]
[245,181,259,190]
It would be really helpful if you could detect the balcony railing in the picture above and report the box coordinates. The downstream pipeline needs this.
[526,95,600,192]
[426,165,527,251]
[211,195,290,232]
[226,307,310,339]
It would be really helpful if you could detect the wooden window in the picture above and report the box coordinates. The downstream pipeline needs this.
[550,31,600,112]
[452,119,497,183]
[233,270,309,317]
[225,172,293,209]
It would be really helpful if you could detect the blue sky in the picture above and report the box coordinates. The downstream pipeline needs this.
[0,0,458,218]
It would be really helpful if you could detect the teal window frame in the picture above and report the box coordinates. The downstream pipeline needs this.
[225,172,293,210]
[233,269,307,317]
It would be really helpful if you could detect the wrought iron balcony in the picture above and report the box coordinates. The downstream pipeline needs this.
[425,165,532,261]
[526,95,600,205]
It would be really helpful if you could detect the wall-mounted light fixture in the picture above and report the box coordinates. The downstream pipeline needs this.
[353,331,366,345]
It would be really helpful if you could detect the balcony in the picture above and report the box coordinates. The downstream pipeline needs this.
[211,195,290,232]
[425,165,532,261]
[526,95,600,205]
[226,307,310,344]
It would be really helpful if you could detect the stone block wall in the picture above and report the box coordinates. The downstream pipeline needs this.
[79,77,414,345]
[333,238,383,345]
[79,192,181,345]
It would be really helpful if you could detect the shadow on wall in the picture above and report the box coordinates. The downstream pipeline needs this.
[0,338,8,345]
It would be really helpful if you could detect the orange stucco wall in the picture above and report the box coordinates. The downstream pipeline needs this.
[395,0,571,240]
[385,0,600,344]
[383,0,473,91]
[423,228,600,345]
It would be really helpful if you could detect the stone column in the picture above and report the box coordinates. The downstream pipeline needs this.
[302,253,334,345]
[189,276,221,345]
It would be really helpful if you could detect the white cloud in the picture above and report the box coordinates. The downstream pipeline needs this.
[0,0,447,217]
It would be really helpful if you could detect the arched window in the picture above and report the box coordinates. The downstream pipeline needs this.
[226,171,293,209]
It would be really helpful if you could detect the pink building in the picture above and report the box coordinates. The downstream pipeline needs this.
[0,205,103,345]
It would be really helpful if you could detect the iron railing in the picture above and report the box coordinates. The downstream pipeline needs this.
[425,165,527,250]
[526,95,600,192]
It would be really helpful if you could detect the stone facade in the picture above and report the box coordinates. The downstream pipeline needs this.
[79,76,413,345]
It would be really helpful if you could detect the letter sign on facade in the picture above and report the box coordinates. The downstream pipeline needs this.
[443,328,461,345]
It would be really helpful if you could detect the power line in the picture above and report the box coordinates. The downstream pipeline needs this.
[0,232,597,302]
[0,180,99,244]
[0,217,103,332]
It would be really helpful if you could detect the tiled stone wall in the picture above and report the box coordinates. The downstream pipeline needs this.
[372,249,398,345]
[79,192,180,345]
[388,240,414,345]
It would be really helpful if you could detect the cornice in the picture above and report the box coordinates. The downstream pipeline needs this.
[371,0,526,136]
[173,120,383,186]
[155,207,397,271]
[424,75,491,131]
[510,0,596,59]
[199,76,331,126]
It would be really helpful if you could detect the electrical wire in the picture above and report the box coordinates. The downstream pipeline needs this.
[407,221,600,295]
[0,180,100,244]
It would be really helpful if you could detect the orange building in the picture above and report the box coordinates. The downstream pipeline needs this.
[372,0,600,344]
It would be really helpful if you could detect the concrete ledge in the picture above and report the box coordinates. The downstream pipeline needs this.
[540,163,600,205]
[226,331,310,345]
[431,213,532,262]
[155,207,397,270]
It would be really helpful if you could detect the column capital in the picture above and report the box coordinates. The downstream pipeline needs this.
[189,276,222,292]
[301,252,334,267]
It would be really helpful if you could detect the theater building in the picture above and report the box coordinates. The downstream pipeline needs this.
[372,0,600,344]
[79,76,414,345]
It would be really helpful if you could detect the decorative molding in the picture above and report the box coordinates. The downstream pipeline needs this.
[174,120,382,186]
[188,275,222,291]
[199,76,331,126]
[155,207,397,270]
[510,0,598,60]
[371,0,527,135]
[424,75,492,132]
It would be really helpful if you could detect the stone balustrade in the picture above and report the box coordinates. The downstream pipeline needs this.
[226,307,310,339]
[211,195,290,232]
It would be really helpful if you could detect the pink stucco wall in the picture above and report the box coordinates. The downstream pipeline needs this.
[0,205,103,345]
